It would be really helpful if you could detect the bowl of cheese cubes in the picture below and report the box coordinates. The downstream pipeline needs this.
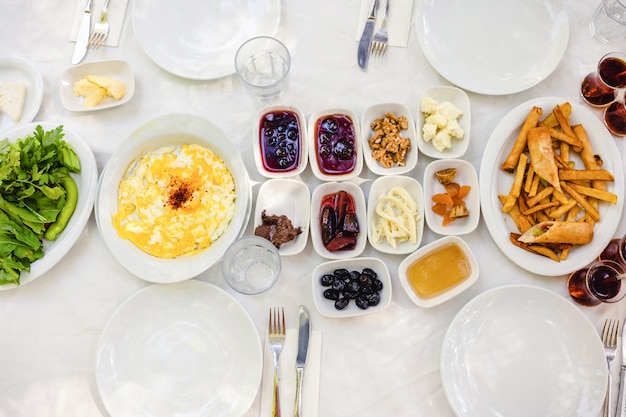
[416,86,470,159]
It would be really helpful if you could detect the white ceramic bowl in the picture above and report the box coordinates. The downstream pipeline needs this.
[253,105,308,178]
[416,86,471,159]
[398,236,479,308]
[95,114,251,283]
[361,102,418,175]
[253,178,310,256]
[423,159,480,236]
[308,108,363,181]
[59,60,134,112]
[310,181,366,259]
[0,122,98,290]
[367,175,424,254]
[312,257,392,318]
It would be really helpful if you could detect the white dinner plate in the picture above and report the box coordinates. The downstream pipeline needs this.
[415,0,569,95]
[0,57,44,133]
[96,280,263,417]
[0,122,98,290]
[59,60,134,112]
[132,0,281,80]
[441,284,607,417]
[480,97,624,276]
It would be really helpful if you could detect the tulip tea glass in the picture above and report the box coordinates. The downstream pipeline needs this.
[568,259,626,306]
[581,52,626,136]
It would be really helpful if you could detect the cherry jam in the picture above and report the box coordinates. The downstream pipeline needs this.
[315,114,357,175]
[259,110,301,172]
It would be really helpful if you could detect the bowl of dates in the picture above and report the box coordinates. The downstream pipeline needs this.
[254,105,307,178]
[310,181,367,259]
[308,108,363,181]
[312,257,391,318]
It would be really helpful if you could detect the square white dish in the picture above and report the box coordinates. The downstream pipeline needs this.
[367,175,424,255]
[253,105,308,178]
[416,86,471,159]
[253,178,310,256]
[398,235,479,308]
[361,102,418,175]
[424,159,480,236]
[59,60,134,112]
[312,257,392,318]
[308,108,363,181]
[0,56,44,134]
[310,181,366,259]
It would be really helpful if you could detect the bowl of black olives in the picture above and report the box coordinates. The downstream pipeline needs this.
[312,257,391,317]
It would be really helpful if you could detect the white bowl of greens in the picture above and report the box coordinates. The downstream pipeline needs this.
[0,122,97,289]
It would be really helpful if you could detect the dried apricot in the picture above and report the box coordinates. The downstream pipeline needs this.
[457,185,472,199]
[432,193,454,207]
[431,202,448,216]
[444,182,461,197]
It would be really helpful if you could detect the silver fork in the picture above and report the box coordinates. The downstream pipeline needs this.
[268,307,285,417]
[87,0,110,49]
[371,0,389,58]
[602,318,620,417]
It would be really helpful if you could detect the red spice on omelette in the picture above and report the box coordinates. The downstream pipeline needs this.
[113,143,236,258]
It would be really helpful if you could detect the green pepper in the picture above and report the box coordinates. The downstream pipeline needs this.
[43,174,78,241]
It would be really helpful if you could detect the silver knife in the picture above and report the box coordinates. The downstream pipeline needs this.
[72,0,93,65]
[357,0,379,71]
[617,318,626,417]
[293,305,311,417]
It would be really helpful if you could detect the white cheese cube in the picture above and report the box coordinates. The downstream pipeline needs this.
[420,96,439,114]
[422,122,437,142]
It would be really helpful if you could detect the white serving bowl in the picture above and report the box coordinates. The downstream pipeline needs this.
[361,102,418,175]
[367,175,424,255]
[398,236,479,308]
[312,257,392,318]
[252,105,308,178]
[59,60,134,112]
[253,178,310,256]
[0,122,98,290]
[310,181,366,259]
[95,114,251,283]
[308,108,363,181]
[423,159,480,236]
[416,86,471,159]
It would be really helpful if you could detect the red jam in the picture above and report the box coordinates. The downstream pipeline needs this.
[315,114,357,175]
[259,110,301,172]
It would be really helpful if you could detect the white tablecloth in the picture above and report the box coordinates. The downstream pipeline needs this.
[0,1,625,416]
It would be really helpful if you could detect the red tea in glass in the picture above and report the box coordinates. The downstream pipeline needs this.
[598,55,626,89]
[604,100,626,136]
[568,260,626,306]
[581,72,616,107]
[568,268,600,306]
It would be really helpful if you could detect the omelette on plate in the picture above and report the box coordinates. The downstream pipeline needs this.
[113,143,236,258]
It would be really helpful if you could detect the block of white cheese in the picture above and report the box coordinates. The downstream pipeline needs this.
[0,82,27,122]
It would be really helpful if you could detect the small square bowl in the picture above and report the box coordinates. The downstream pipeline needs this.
[310,181,367,259]
[308,108,363,181]
[253,105,308,178]
[367,175,424,255]
[423,159,479,236]
[312,257,392,318]
[416,86,471,159]
[253,178,310,256]
[398,236,478,308]
[361,103,418,175]
[59,60,134,112]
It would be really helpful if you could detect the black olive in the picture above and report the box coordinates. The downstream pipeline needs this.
[331,279,346,292]
[324,289,340,300]
[366,292,381,306]
[362,268,377,279]
[320,274,334,286]
[356,296,370,309]
[343,290,358,299]
[359,274,372,288]
[335,297,349,310]
[334,268,351,281]
[350,270,361,280]
[346,280,361,293]
[372,278,383,291]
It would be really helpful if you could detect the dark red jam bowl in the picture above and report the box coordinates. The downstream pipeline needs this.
[314,114,357,175]
[259,110,302,172]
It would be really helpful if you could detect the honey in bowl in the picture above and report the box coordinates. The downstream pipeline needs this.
[406,242,471,299]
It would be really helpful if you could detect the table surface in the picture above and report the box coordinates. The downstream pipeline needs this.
[1,1,625,416]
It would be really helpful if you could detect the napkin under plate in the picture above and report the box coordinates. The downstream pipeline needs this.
[69,0,129,47]
[260,329,322,417]
[355,0,414,48]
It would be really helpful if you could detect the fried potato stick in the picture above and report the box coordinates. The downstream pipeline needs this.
[501,106,542,171]
[560,181,600,222]
[568,183,618,204]
[502,153,528,212]
[558,169,615,182]
[572,124,607,192]
[540,102,572,128]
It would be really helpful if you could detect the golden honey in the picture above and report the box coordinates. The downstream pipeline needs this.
[407,242,471,299]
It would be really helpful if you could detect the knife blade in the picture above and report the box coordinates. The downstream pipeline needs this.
[293,305,311,417]
[357,0,379,71]
[72,0,93,65]
[617,318,626,417]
